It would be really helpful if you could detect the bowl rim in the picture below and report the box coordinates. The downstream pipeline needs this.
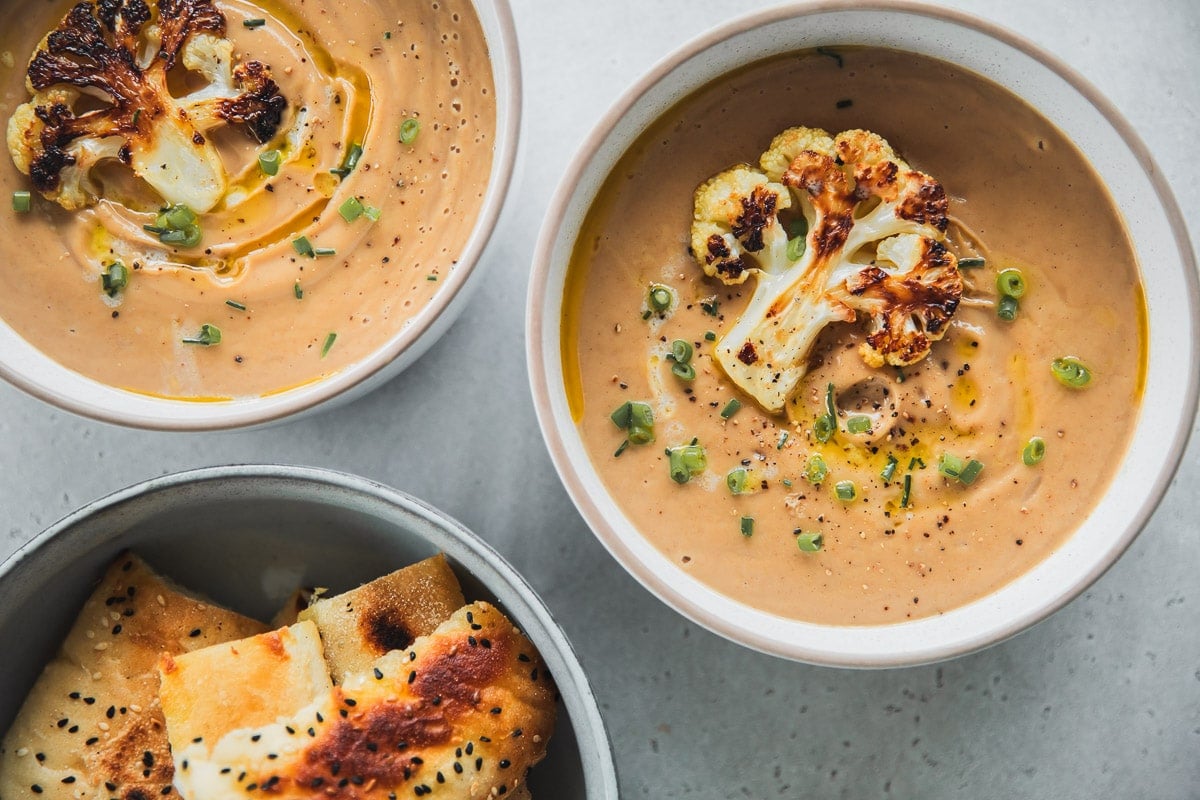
[0,464,620,798]
[526,0,1200,667]
[0,0,523,432]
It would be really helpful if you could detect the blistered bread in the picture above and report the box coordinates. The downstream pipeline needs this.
[0,554,266,800]
[157,620,332,756]
[298,554,465,682]
[172,602,556,800]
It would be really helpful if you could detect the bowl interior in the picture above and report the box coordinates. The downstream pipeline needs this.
[528,3,1198,666]
[0,0,521,431]
[0,467,616,799]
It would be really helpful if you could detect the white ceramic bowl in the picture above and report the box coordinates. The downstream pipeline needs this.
[527,2,1198,667]
[0,2,521,431]
[0,466,619,798]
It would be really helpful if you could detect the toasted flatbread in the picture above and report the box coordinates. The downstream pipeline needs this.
[298,554,464,682]
[157,620,331,756]
[0,554,266,800]
[173,602,556,800]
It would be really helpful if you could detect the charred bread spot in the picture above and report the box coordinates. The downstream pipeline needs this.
[361,607,415,655]
[413,631,509,706]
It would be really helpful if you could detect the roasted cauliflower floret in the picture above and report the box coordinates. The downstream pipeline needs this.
[7,0,287,212]
[691,126,962,413]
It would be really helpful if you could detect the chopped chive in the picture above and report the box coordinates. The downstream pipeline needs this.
[938,453,965,480]
[739,516,754,537]
[258,149,282,176]
[726,467,749,495]
[777,431,789,449]
[242,18,266,28]
[339,196,365,222]
[399,118,421,145]
[101,262,127,296]
[997,295,1019,321]
[1023,436,1046,466]
[719,398,742,419]
[959,459,984,486]
[12,190,31,212]
[958,256,986,268]
[671,362,696,381]
[427,274,439,281]
[647,284,673,313]
[384,31,392,39]
[996,268,1027,299]
[814,382,837,442]
[836,98,854,109]
[313,247,337,257]
[1051,356,1092,388]
[804,454,828,485]
[292,236,314,257]
[331,142,363,178]
[147,204,201,247]
[847,415,871,434]
[293,281,303,299]
[321,332,337,358]
[181,323,221,346]
[880,454,898,483]
[225,299,247,311]
[613,440,630,458]
[667,443,707,484]
[834,480,857,502]
[796,531,824,552]
[704,330,716,342]
[900,473,912,508]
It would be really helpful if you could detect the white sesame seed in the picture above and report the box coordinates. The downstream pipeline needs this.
[128,704,142,714]
[15,747,28,757]
[156,595,166,607]
[98,722,109,732]
[92,672,102,680]
[94,642,109,651]
[85,630,95,639]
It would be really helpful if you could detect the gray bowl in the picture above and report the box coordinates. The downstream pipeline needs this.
[0,466,618,799]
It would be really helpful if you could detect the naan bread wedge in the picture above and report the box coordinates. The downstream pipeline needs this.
[0,554,266,800]
[173,602,556,800]
[157,620,332,756]
[299,554,465,682]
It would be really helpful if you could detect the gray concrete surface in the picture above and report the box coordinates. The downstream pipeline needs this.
[1,0,1197,797]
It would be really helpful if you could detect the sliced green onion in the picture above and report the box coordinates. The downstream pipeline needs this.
[908,457,926,470]
[670,339,693,364]
[339,196,365,222]
[427,274,439,281]
[321,332,337,358]
[12,190,31,213]
[671,362,696,381]
[331,142,364,178]
[796,531,824,553]
[628,425,654,445]
[726,467,749,495]
[704,330,716,342]
[363,204,382,222]
[101,262,127,296]
[399,118,421,145]
[996,268,1027,299]
[258,149,282,176]
[814,415,836,443]
[847,415,871,434]
[628,401,653,431]
[313,247,337,257]
[900,473,912,508]
[834,480,857,502]
[700,297,719,316]
[938,453,965,480]
[719,398,742,420]
[293,281,303,299]
[958,256,986,269]
[1051,356,1092,388]
[610,401,633,429]
[242,18,266,28]
[163,204,197,228]
[292,236,315,257]
[777,431,789,450]
[824,382,837,417]
[647,284,673,313]
[880,454,898,483]
[785,218,808,262]
[804,454,828,484]
[667,443,707,484]
[147,204,201,248]
[612,401,655,445]
[959,459,984,486]
[182,323,221,346]
[782,478,793,487]
[225,299,246,311]
[1023,436,1046,466]
[997,295,1019,321]
[740,516,755,537]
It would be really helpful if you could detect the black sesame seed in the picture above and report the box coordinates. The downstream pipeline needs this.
[410,757,423,765]
[86,737,99,746]
[479,638,491,649]
[267,753,277,760]
[143,751,155,767]
[339,709,348,718]
[285,726,295,735]
[490,707,502,715]
[250,735,261,742]
[530,668,539,681]
[408,671,416,684]
[31,785,43,794]
[36,753,46,762]
[69,692,81,699]
[351,776,364,786]
[512,728,522,738]
[344,698,357,707]
[308,728,316,737]
[479,736,490,743]
[374,668,384,680]
[517,653,530,662]
[465,743,473,755]
[435,772,444,784]
[192,737,203,744]
[453,762,463,774]
[161,786,172,795]
[220,769,231,775]
[310,778,323,788]
[68,725,79,733]
[112,625,123,635]
[475,757,482,771]
[246,783,258,791]
[107,706,116,719]
[84,697,95,705]
[62,776,77,784]
[331,762,341,776]
[106,782,118,790]
[57,718,69,728]
[188,628,201,638]
[499,759,511,769]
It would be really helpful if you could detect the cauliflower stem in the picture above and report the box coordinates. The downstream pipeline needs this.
[691,127,963,413]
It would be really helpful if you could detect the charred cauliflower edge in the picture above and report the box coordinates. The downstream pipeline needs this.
[690,126,963,413]
[7,0,287,212]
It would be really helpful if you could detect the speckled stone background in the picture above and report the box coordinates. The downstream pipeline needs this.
[1,0,1197,797]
